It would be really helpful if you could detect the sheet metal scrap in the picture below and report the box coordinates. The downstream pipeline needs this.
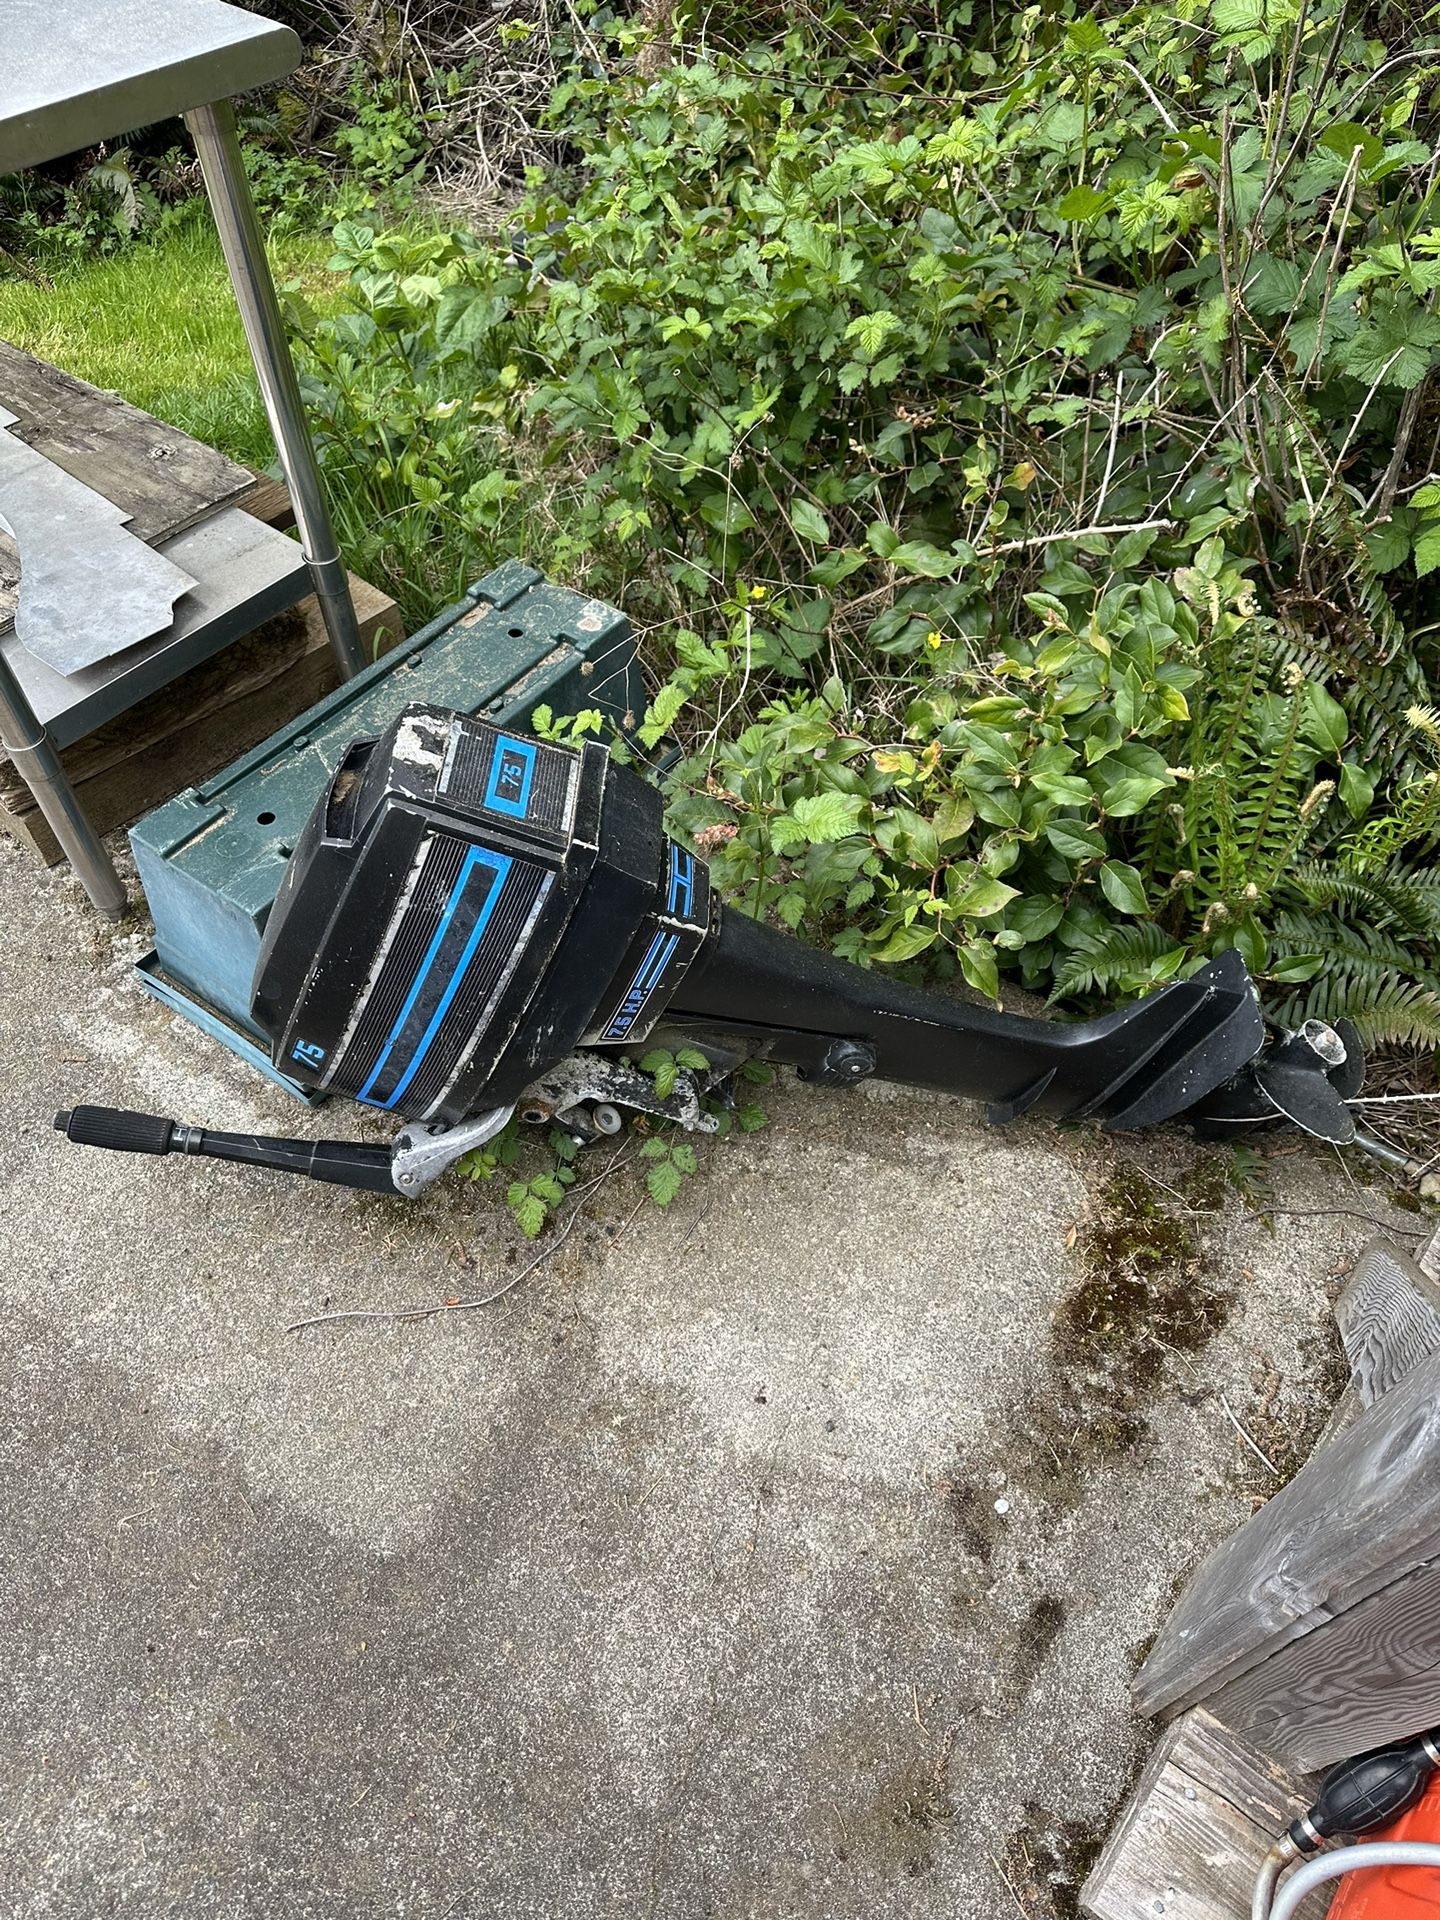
[0,404,195,676]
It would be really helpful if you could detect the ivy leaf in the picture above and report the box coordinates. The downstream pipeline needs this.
[1317,121,1385,174]
[647,1158,685,1207]
[1099,860,1148,915]
[1364,513,1410,573]
[887,540,958,578]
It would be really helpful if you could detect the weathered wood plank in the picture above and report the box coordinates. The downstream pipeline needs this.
[0,571,402,863]
[1208,1556,1440,1770]
[1134,1349,1440,1719]
[239,472,294,530]
[0,341,252,632]
[1081,1708,1325,1920]
[1335,1239,1440,1407]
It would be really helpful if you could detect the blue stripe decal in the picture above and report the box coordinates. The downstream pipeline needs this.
[667,845,694,916]
[639,932,678,991]
[629,931,666,989]
[602,931,679,1039]
[485,736,537,819]
[357,846,512,1109]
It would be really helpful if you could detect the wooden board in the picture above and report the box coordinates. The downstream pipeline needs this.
[0,571,402,864]
[1208,1555,1440,1770]
[1335,1239,1440,1408]
[1081,1708,1326,1920]
[1134,1350,1440,1719]
[0,341,253,633]
[239,471,294,530]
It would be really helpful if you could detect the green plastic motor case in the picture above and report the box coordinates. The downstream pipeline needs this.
[129,561,638,1083]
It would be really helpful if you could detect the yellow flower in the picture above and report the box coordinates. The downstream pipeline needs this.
[926,629,943,650]
[749,584,767,600]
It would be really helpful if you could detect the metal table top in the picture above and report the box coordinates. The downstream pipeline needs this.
[0,0,300,174]
[0,506,310,746]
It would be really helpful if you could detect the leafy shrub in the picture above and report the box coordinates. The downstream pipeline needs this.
[291,0,1440,1042]
[0,146,201,264]
[287,222,538,626]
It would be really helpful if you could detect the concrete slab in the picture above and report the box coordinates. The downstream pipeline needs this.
[0,835,1428,1918]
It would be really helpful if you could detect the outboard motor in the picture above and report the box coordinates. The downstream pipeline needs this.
[56,704,1365,1196]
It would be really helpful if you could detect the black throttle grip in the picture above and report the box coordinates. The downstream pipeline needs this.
[55,1107,177,1155]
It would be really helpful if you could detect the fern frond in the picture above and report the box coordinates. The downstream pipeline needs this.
[1274,548,1431,771]
[1281,970,1440,1047]
[1050,921,1186,1002]
[1270,909,1427,978]
[1289,860,1440,940]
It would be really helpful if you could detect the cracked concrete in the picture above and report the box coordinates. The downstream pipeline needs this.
[0,834,1425,1918]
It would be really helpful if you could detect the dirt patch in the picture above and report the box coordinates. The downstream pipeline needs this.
[943,1479,1007,1565]
[999,1800,1111,1919]
[1053,1162,1228,1384]
[940,1149,1239,1617]
[1008,1594,1067,1695]
[833,1748,959,1879]
[1216,1320,1352,1498]
[1016,1157,1232,1493]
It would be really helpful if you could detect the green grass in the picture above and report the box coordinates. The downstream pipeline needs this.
[0,213,337,469]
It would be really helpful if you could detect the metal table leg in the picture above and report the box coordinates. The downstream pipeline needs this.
[0,656,127,918]
[186,99,365,681]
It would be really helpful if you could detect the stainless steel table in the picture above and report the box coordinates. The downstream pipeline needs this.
[0,0,364,916]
